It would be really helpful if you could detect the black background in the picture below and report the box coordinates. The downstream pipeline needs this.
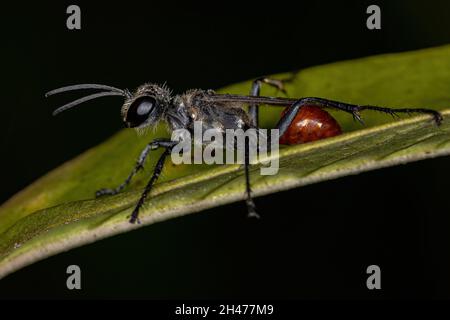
[1,0,450,299]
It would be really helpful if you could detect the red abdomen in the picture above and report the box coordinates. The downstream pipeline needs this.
[279,105,342,145]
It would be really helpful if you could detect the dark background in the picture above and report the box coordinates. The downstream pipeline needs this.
[1,0,450,299]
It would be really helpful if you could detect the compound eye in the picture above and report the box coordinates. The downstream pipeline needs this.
[126,96,157,127]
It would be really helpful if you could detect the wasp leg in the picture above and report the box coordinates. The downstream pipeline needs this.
[249,76,294,127]
[359,105,443,125]
[247,77,276,214]
[95,138,175,197]
[244,136,259,219]
[246,76,294,217]
[276,97,443,136]
[129,146,174,224]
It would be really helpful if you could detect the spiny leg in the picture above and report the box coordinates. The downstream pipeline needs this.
[95,138,175,197]
[248,76,293,127]
[359,105,443,124]
[244,136,259,218]
[247,77,284,212]
[246,76,294,217]
[276,97,443,136]
[129,147,173,224]
[302,97,443,125]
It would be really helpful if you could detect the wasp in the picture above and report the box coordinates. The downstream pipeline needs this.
[46,78,443,223]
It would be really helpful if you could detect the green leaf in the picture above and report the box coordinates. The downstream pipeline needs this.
[1,45,450,279]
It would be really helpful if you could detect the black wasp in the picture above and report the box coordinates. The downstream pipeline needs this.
[46,78,443,223]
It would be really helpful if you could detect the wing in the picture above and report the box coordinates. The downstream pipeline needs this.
[202,93,298,107]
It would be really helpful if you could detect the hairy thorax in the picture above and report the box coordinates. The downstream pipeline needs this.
[168,89,252,134]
